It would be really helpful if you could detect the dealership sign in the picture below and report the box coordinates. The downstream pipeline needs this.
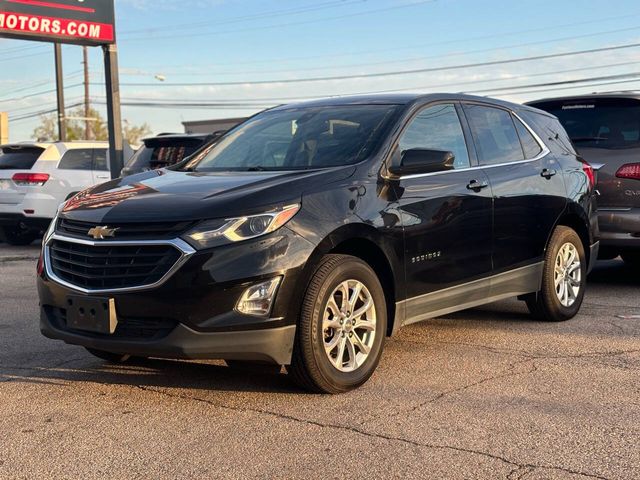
[0,0,115,45]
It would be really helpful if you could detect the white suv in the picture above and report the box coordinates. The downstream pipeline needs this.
[0,141,132,245]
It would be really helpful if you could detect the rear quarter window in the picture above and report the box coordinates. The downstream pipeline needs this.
[0,146,45,170]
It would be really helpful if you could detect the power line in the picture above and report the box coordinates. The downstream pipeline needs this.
[116,41,640,87]
[126,24,640,78]
[0,82,84,103]
[122,0,438,41]
[118,0,368,36]
[130,12,640,69]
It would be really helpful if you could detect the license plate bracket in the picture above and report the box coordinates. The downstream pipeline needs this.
[66,296,118,334]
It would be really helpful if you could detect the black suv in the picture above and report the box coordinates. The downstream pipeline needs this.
[120,132,224,177]
[528,93,640,267]
[38,94,598,393]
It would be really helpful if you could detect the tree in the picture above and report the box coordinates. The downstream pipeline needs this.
[32,107,151,145]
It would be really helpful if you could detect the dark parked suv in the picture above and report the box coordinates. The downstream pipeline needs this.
[38,94,598,393]
[528,93,640,267]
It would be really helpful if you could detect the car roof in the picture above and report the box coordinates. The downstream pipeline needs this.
[527,91,640,105]
[268,92,541,114]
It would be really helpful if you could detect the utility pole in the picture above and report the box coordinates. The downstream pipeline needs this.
[83,46,92,140]
[54,44,66,142]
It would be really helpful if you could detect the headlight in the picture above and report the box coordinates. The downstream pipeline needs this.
[183,204,300,249]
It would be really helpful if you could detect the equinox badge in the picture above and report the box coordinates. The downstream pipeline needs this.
[87,226,119,240]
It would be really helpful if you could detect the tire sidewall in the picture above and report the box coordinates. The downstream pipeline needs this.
[544,228,586,319]
[307,259,386,390]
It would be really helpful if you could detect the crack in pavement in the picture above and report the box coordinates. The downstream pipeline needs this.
[134,384,610,480]
[0,356,87,384]
[507,465,535,480]
[398,338,538,358]
[0,256,39,264]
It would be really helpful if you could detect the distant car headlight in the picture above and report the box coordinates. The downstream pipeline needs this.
[182,204,300,249]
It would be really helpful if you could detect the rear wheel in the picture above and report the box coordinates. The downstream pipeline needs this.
[0,225,38,246]
[287,254,387,394]
[526,226,586,322]
[621,251,640,268]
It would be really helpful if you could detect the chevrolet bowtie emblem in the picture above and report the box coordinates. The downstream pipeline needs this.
[87,226,119,240]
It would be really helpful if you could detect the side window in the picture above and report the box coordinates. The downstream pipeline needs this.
[398,103,470,169]
[464,105,524,165]
[58,149,93,170]
[513,116,543,159]
[93,149,109,171]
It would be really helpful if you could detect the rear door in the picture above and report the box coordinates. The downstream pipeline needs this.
[91,149,111,184]
[56,148,96,195]
[0,145,45,208]
[462,102,566,275]
[393,102,493,323]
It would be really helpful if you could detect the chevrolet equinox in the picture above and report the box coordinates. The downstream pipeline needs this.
[38,94,599,393]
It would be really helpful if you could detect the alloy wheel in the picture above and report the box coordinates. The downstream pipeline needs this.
[322,279,377,373]
[554,242,582,307]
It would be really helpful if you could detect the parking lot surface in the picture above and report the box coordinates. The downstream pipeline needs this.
[1,244,638,480]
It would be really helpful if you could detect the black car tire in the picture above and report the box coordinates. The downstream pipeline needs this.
[0,225,39,246]
[287,254,386,394]
[85,347,134,364]
[526,226,586,322]
[621,251,640,268]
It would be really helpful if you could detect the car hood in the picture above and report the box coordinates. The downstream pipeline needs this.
[61,167,355,223]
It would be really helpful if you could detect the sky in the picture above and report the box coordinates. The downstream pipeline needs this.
[1,0,640,142]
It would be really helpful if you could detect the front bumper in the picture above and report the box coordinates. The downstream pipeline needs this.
[38,227,316,364]
[598,209,640,249]
[40,308,296,364]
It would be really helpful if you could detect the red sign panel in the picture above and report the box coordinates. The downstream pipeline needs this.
[0,0,115,45]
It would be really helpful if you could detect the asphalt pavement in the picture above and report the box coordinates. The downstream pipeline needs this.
[0,246,638,480]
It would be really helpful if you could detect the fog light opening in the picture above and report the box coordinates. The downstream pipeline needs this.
[236,277,282,317]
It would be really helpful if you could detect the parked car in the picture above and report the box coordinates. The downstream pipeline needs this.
[120,132,224,177]
[38,94,598,393]
[528,93,640,267]
[0,141,133,245]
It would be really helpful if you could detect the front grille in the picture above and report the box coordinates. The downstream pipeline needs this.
[48,239,182,290]
[57,217,195,240]
[45,306,178,340]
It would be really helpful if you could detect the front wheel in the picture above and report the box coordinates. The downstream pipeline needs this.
[0,225,38,246]
[287,254,387,394]
[525,226,586,322]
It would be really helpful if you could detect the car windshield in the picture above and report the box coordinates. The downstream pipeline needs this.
[184,105,401,172]
[533,98,640,149]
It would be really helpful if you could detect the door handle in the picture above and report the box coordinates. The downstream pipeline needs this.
[96,175,110,179]
[466,179,489,191]
[540,168,557,179]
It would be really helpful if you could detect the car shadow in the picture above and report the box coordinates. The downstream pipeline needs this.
[1,356,304,395]
[588,258,640,286]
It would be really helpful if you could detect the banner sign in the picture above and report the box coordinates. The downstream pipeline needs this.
[0,0,115,45]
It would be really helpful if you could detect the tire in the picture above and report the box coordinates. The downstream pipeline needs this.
[85,347,134,364]
[287,254,387,394]
[225,360,282,375]
[0,225,39,246]
[525,226,586,322]
[621,251,640,268]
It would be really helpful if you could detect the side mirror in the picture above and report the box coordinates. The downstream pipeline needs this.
[388,149,455,176]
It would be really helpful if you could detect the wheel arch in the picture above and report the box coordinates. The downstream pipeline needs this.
[552,208,592,265]
[295,224,402,337]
